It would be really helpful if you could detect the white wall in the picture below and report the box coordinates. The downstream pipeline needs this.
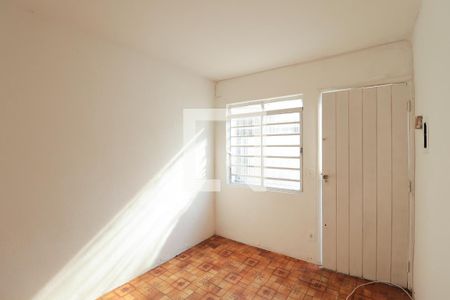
[215,41,413,263]
[0,6,215,300]
[412,0,450,299]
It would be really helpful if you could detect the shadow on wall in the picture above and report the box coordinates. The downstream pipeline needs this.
[32,130,208,300]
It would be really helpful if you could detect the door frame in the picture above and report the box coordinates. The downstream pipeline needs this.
[318,80,415,289]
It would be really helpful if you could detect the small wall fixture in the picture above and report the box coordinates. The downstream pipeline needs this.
[415,115,423,129]
[416,115,428,150]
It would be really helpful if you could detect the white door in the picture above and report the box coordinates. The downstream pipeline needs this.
[322,83,413,287]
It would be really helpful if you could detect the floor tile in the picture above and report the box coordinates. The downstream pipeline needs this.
[98,236,411,300]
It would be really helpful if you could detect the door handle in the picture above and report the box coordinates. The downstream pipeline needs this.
[322,174,329,182]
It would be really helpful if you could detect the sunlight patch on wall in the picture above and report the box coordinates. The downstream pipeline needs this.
[33,130,208,300]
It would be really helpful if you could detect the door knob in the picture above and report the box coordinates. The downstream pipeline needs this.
[322,174,329,182]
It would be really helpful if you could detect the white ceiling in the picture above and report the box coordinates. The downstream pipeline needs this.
[11,0,421,80]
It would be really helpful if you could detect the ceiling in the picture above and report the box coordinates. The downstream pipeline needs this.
[10,0,421,80]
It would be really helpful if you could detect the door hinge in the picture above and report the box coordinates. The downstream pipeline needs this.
[409,181,412,193]
[407,100,412,112]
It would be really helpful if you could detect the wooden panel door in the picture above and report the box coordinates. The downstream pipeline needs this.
[321,83,412,287]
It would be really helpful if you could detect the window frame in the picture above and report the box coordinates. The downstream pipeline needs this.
[226,95,303,193]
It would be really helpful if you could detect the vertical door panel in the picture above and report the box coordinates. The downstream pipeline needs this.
[391,85,410,287]
[348,89,363,277]
[362,88,378,280]
[322,92,337,271]
[376,85,392,282]
[336,91,350,274]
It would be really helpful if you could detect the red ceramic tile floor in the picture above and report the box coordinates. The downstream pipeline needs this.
[98,236,411,300]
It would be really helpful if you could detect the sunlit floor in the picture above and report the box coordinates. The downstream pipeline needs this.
[98,236,411,300]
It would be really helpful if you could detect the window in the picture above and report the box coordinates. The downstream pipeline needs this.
[226,96,303,191]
